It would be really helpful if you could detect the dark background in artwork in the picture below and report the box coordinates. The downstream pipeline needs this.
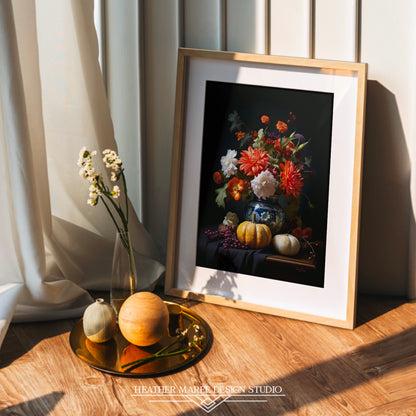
[196,80,333,287]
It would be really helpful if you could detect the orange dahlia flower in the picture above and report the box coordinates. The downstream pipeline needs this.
[238,146,269,177]
[228,177,245,200]
[279,160,303,198]
[276,121,288,134]
[261,115,270,124]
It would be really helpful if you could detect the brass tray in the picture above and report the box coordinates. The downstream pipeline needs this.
[70,301,212,377]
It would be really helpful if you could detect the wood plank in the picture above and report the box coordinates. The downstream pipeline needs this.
[190,301,390,415]
[0,295,415,415]
[350,395,416,416]
[265,253,317,271]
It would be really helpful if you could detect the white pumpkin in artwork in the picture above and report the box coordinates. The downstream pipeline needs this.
[273,234,301,256]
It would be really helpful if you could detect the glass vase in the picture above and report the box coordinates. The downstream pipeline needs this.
[110,231,137,315]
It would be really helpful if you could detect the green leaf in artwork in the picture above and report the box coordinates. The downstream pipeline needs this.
[253,136,265,149]
[228,110,243,131]
[304,156,312,167]
[215,183,229,208]
[239,134,252,149]
[296,141,309,152]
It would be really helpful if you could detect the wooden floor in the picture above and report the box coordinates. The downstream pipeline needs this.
[1,293,416,415]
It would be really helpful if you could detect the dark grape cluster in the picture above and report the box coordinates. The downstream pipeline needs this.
[204,226,248,250]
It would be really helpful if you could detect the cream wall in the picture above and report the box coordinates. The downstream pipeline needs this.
[109,0,416,296]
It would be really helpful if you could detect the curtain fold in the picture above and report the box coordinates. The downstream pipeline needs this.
[0,0,164,347]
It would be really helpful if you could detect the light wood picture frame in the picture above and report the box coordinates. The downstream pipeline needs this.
[165,48,367,329]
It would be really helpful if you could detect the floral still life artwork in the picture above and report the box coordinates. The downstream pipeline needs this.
[196,81,334,288]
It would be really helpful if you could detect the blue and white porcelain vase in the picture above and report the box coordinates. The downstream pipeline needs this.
[244,197,285,235]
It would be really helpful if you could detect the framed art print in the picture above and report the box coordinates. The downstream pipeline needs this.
[165,48,367,329]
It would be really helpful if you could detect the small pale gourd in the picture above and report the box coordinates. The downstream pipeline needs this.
[118,292,169,347]
[83,298,117,343]
[273,234,301,256]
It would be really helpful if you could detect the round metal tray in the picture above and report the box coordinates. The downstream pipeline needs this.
[69,301,211,377]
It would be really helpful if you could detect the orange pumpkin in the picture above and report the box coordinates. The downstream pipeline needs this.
[236,214,272,249]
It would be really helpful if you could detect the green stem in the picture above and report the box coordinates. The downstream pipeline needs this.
[125,232,136,294]
[100,190,135,293]
[123,345,194,373]
[121,170,129,224]
[121,337,184,370]
[121,332,191,371]
[99,195,124,240]
[104,192,128,231]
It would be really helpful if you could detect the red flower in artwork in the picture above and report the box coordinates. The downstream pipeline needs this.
[302,227,313,240]
[274,139,295,159]
[291,226,313,240]
[291,227,303,239]
[213,171,223,184]
[279,160,303,198]
[238,146,269,177]
[228,177,245,200]
[261,115,270,124]
[276,121,288,134]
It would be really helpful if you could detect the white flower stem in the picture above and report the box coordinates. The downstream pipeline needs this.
[121,171,129,223]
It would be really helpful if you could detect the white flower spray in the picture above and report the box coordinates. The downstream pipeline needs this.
[78,148,135,291]
[78,148,129,235]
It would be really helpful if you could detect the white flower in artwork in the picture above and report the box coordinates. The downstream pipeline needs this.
[220,149,238,178]
[251,170,276,200]
[223,212,239,227]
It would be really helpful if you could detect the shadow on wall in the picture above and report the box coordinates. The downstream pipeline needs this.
[358,80,411,295]
[201,270,242,302]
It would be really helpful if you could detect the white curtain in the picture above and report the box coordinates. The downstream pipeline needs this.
[0,0,164,348]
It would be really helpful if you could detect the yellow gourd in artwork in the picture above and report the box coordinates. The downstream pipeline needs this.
[236,214,272,249]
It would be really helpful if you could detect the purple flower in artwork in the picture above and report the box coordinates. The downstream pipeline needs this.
[266,131,280,140]
[294,133,305,140]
